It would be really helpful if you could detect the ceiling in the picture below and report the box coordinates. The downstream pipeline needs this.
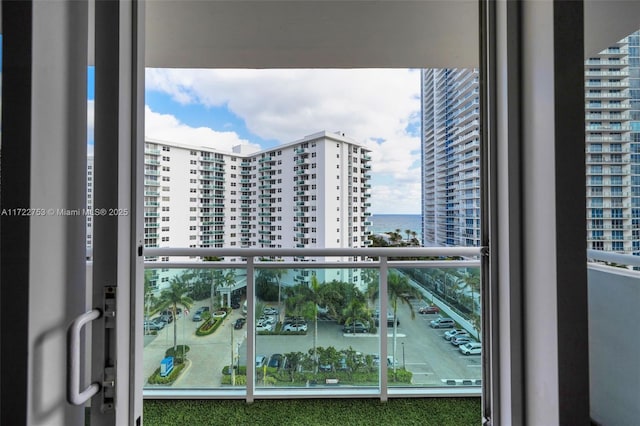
[144,0,480,69]
[143,0,640,69]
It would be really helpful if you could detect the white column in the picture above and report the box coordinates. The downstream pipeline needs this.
[489,1,590,424]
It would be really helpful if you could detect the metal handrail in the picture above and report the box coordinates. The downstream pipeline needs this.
[144,246,482,258]
[587,249,640,268]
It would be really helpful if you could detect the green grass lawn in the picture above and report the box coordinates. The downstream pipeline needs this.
[143,398,481,426]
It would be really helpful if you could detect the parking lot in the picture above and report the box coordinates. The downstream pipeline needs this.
[143,299,481,389]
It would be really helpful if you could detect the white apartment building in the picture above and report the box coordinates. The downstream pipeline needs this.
[421,68,481,247]
[86,155,94,250]
[585,34,636,254]
[143,131,373,289]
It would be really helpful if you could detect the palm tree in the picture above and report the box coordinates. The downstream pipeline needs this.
[257,267,287,316]
[158,275,194,355]
[469,312,482,341]
[388,272,420,377]
[363,269,380,308]
[405,229,411,242]
[283,351,304,382]
[410,231,419,246]
[290,276,340,372]
[273,268,286,318]
[222,269,237,306]
[369,271,421,378]
[342,297,370,334]
[211,269,224,309]
[459,269,481,315]
[203,256,223,309]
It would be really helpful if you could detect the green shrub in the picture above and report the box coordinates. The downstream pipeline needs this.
[195,317,222,336]
[222,365,247,375]
[221,375,247,385]
[164,345,190,364]
[389,368,412,383]
[165,345,190,357]
[147,362,186,385]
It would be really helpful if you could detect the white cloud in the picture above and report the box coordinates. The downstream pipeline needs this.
[145,106,261,153]
[371,181,422,215]
[146,68,423,212]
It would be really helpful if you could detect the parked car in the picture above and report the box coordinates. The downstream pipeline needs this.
[318,362,333,372]
[256,322,272,332]
[143,320,163,331]
[234,318,246,329]
[258,315,276,325]
[192,307,209,322]
[419,305,440,314]
[151,317,166,327]
[160,312,173,324]
[231,301,241,309]
[451,336,475,346]
[255,355,267,368]
[161,308,182,320]
[342,321,370,333]
[194,306,210,315]
[373,311,399,327]
[283,316,306,326]
[268,354,283,369]
[282,322,307,332]
[387,356,399,367]
[263,307,279,315]
[337,357,349,372]
[429,317,455,328]
[444,329,469,341]
[459,342,482,355]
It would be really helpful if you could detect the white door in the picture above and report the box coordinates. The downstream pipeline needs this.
[0,1,144,425]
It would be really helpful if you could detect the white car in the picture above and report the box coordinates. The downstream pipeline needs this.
[451,336,475,346]
[443,329,468,341]
[459,342,482,355]
[258,315,276,325]
[263,307,279,315]
[283,323,308,332]
[256,322,272,331]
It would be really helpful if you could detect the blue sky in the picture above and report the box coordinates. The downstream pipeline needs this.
[90,68,423,214]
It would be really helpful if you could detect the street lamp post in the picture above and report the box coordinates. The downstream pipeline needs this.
[402,342,405,370]
[230,324,235,386]
[237,342,241,371]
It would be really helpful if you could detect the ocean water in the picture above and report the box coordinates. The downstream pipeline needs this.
[369,214,422,242]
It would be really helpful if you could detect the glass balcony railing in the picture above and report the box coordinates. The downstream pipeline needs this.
[586,250,640,425]
[141,247,482,399]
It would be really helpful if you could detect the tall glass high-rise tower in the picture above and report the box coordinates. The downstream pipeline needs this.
[420,68,481,247]
[585,31,640,254]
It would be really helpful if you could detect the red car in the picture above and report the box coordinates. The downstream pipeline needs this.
[419,305,440,314]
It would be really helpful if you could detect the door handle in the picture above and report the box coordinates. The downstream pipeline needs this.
[67,309,102,405]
